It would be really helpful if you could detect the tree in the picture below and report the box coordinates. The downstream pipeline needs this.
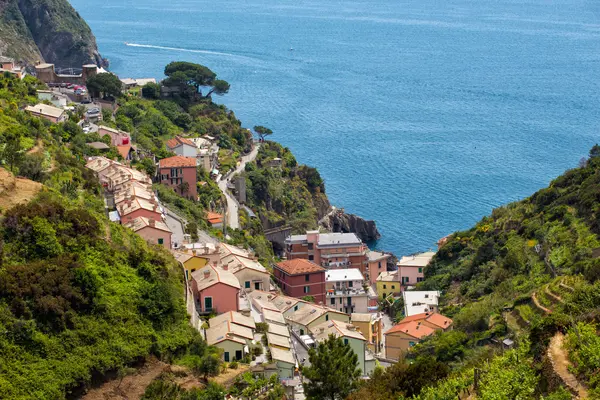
[178,181,190,196]
[142,82,161,99]
[1,128,23,172]
[301,295,315,303]
[194,353,221,381]
[163,62,230,98]
[254,125,273,142]
[19,152,45,181]
[86,73,123,99]
[302,334,361,400]
[205,79,230,97]
[589,144,600,159]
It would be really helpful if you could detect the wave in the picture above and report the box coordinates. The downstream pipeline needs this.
[124,43,243,59]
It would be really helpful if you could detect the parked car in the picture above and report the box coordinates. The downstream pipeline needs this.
[60,82,67,88]
[66,83,75,89]
[82,126,91,134]
[80,99,92,104]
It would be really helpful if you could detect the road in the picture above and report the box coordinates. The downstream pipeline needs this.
[163,205,217,247]
[218,143,260,230]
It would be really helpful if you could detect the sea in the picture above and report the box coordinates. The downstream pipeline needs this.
[70,0,600,256]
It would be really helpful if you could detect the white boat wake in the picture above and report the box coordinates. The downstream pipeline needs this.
[124,43,239,58]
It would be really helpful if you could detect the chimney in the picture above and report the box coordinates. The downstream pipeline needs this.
[222,264,228,271]
[149,218,155,227]
[203,270,210,279]
[192,249,197,256]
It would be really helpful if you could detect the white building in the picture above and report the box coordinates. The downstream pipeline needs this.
[166,136,198,158]
[402,290,440,317]
[325,268,370,313]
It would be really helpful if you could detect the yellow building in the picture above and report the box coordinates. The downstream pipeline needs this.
[376,271,400,299]
[351,313,383,353]
[175,251,209,278]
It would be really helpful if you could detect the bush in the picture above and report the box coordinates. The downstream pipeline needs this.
[229,361,238,369]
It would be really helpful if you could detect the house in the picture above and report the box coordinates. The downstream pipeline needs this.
[351,313,383,353]
[209,311,256,331]
[285,303,350,337]
[158,156,198,199]
[384,321,436,360]
[267,332,291,350]
[376,271,401,299]
[191,264,241,314]
[263,308,286,326]
[25,103,66,123]
[206,320,253,362]
[269,347,296,379]
[116,144,134,161]
[184,242,221,265]
[284,231,369,276]
[221,254,270,292]
[366,250,391,285]
[117,196,163,225]
[274,259,326,304]
[206,211,223,228]
[397,251,435,286]
[113,180,155,206]
[174,251,209,278]
[124,216,172,249]
[311,319,373,376]
[98,126,131,146]
[267,322,291,339]
[87,142,110,151]
[121,77,157,89]
[247,290,307,317]
[403,291,440,317]
[325,268,370,313]
[396,312,452,332]
[166,136,198,158]
[37,90,68,108]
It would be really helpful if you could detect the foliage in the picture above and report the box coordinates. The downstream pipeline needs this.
[142,373,225,400]
[254,125,272,141]
[302,334,361,400]
[86,73,123,99]
[565,322,600,392]
[164,61,230,98]
[301,295,315,303]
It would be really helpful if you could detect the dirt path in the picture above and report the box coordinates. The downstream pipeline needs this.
[0,168,42,212]
[548,333,589,399]
[81,359,168,400]
[531,291,552,314]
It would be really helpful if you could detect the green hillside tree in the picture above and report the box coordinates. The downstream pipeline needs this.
[254,125,272,142]
[86,73,122,98]
[302,334,361,400]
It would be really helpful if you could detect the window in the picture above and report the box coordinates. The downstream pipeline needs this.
[403,276,409,284]
[255,282,260,290]
[224,352,230,362]
[235,350,243,360]
[382,293,386,298]
[344,338,349,345]
[378,261,382,269]
[331,298,335,305]
[308,255,314,261]
[204,297,213,311]
[300,329,304,335]
[325,315,329,321]
[391,285,395,290]
[158,238,164,245]
[383,284,387,289]
[305,274,310,282]
[304,286,310,293]
[294,305,298,311]
[245,281,251,289]
[349,281,353,287]
[409,341,415,347]
[417,277,424,283]
[308,243,313,250]
[418,267,423,273]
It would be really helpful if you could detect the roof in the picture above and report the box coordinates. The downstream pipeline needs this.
[114,181,154,204]
[267,333,291,349]
[35,63,54,69]
[317,232,363,247]
[311,320,366,342]
[263,309,286,325]
[325,268,364,282]
[98,125,129,135]
[402,291,440,317]
[221,254,268,276]
[384,320,436,339]
[276,259,325,276]
[206,211,223,224]
[191,265,241,291]
[366,250,391,262]
[286,304,346,327]
[209,311,256,330]
[269,346,296,365]
[220,243,252,259]
[398,252,436,268]
[159,155,197,168]
[166,136,197,149]
[247,291,280,312]
[124,216,171,233]
[269,294,304,313]
[25,104,64,118]
[116,144,132,159]
[87,142,110,150]
[206,320,252,345]
[118,197,161,217]
[0,56,14,63]
[424,312,453,329]
[86,156,115,173]
[376,270,399,282]
[174,252,194,264]
[351,313,376,323]
[268,323,290,338]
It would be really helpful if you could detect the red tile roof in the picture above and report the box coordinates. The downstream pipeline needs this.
[116,144,131,159]
[276,259,325,275]
[159,155,197,168]
[206,211,223,224]
[384,320,436,339]
[393,312,452,330]
[166,136,196,149]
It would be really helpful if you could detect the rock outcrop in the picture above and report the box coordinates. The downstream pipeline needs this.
[319,207,381,243]
[0,0,103,67]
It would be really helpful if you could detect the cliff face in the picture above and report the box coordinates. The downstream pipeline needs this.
[319,207,381,243]
[0,0,102,67]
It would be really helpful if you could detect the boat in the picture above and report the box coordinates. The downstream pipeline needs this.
[289,47,294,51]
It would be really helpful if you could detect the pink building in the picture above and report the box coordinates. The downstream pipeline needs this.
[397,252,435,286]
[191,264,241,314]
[158,156,198,200]
[98,126,131,147]
[124,216,172,249]
[117,197,163,225]
[366,250,391,285]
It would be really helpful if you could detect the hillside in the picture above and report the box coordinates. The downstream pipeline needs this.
[0,0,102,67]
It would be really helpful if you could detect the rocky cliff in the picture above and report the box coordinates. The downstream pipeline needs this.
[0,0,102,67]
[319,207,381,243]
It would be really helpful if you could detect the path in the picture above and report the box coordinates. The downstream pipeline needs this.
[531,291,552,314]
[218,143,260,230]
[548,333,588,399]
[162,205,217,247]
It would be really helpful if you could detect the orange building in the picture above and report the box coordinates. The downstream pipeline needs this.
[384,312,452,360]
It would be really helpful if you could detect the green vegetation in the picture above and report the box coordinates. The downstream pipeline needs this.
[244,141,330,233]
[164,62,230,98]
[302,334,361,400]
[86,72,123,99]
[142,373,225,400]
[565,322,600,396]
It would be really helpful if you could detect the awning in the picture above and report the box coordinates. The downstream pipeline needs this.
[109,211,120,222]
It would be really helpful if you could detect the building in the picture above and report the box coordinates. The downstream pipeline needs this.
[184,242,221,265]
[166,136,198,158]
[174,251,209,279]
[247,290,307,317]
[37,90,68,108]
[403,291,440,317]
[263,308,286,326]
[120,77,157,89]
[267,332,291,350]
[209,311,256,331]
[366,250,391,285]
[191,264,240,314]
[124,216,172,249]
[25,103,66,123]
[158,155,198,199]
[311,319,374,376]
[117,197,163,225]
[34,63,98,85]
[285,303,350,337]
[397,251,435,286]
[117,144,134,161]
[384,321,436,360]
[97,126,131,146]
[274,259,326,304]
[396,312,453,332]
[325,268,369,313]
[376,271,401,299]
[284,231,368,275]
[269,347,296,379]
[206,211,224,228]
[221,253,270,292]
[206,319,253,362]
[351,313,383,353]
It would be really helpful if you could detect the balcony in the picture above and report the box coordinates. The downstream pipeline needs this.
[326,287,367,297]
[322,260,351,268]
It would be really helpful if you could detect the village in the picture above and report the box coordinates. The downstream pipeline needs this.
[15,58,455,399]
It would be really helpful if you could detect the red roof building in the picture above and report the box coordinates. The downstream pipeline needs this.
[158,156,197,200]
[274,259,326,304]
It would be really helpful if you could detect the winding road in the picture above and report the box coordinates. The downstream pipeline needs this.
[218,143,260,230]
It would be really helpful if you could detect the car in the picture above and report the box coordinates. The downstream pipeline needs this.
[60,83,67,88]
[66,84,74,89]
[80,99,92,104]
[82,126,91,133]
[75,89,83,95]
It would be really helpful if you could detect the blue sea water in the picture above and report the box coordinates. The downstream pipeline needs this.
[70,0,600,256]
